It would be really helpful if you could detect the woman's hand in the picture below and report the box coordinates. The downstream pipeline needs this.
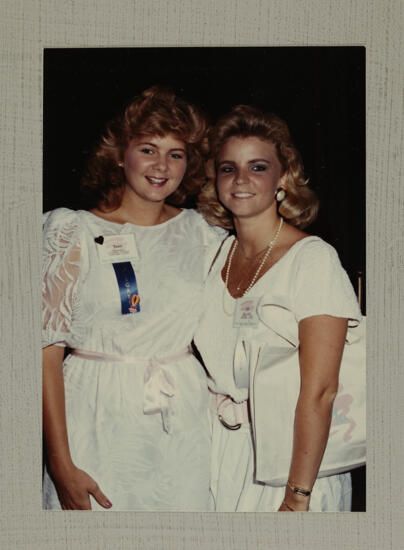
[43,346,112,510]
[278,501,309,512]
[51,464,112,510]
[278,485,310,512]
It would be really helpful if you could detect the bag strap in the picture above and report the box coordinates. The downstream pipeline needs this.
[257,295,365,347]
[257,296,299,347]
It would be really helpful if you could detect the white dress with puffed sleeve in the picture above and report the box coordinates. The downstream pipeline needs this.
[42,207,226,511]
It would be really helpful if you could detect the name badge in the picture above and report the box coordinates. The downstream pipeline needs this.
[96,234,139,264]
[233,296,260,328]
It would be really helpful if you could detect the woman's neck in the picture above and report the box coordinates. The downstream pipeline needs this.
[91,196,181,227]
[233,213,282,257]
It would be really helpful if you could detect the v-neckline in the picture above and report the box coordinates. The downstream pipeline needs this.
[221,235,318,299]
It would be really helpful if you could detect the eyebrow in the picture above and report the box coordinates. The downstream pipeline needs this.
[136,141,187,153]
[217,158,270,165]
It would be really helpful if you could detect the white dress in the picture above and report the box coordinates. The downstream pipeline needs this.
[194,235,362,512]
[42,207,225,511]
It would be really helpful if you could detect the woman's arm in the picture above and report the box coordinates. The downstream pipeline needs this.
[279,314,348,511]
[43,345,112,510]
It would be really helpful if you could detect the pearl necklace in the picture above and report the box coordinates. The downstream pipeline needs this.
[222,217,283,316]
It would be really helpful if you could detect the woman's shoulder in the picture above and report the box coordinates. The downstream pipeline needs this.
[43,207,81,228]
[291,235,341,266]
[182,208,228,241]
[278,222,339,264]
[291,235,361,321]
[42,207,84,247]
[272,231,345,285]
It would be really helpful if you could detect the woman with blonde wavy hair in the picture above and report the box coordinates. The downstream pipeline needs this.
[42,86,225,510]
[195,105,361,511]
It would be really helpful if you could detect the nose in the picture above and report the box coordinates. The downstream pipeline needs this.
[153,154,168,172]
[235,168,248,186]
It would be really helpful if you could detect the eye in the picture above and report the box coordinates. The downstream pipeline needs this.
[140,147,154,154]
[170,152,185,160]
[219,165,235,174]
[251,164,267,172]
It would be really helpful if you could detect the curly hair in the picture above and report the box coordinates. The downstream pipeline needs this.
[198,105,319,229]
[81,86,209,210]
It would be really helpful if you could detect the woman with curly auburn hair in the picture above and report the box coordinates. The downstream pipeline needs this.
[81,86,209,211]
[42,86,226,511]
[195,105,362,511]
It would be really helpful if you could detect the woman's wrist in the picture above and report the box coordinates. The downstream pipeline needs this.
[284,484,311,511]
[287,480,312,497]
[47,455,76,479]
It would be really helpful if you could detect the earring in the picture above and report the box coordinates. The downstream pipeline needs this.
[118,161,124,167]
[276,188,286,202]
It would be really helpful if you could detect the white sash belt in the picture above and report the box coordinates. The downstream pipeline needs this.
[71,346,192,434]
[209,390,249,430]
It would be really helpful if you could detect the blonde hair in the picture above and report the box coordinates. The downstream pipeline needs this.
[198,105,319,229]
[81,86,209,210]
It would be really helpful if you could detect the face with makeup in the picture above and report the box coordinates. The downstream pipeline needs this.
[121,134,188,205]
[216,135,286,221]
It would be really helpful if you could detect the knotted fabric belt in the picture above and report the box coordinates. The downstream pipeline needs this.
[209,390,249,430]
[71,346,192,434]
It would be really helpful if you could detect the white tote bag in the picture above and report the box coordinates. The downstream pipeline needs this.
[234,298,366,487]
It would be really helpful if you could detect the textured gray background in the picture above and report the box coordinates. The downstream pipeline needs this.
[1,0,403,549]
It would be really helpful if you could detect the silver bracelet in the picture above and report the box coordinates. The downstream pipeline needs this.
[287,480,311,497]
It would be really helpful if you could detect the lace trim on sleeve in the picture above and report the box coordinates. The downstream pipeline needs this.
[42,213,81,347]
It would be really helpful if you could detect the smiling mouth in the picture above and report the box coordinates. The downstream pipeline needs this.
[231,192,255,199]
[146,176,168,187]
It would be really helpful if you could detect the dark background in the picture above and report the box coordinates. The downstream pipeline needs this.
[44,47,365,309]
[43,47,366,509]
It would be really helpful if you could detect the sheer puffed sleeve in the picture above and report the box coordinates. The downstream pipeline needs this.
[42,208,83,348]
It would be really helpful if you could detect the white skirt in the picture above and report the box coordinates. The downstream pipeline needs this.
[43,352,211,511]
[209,412,352,512]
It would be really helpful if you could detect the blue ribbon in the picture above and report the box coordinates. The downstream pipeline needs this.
[112,262,140,314]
